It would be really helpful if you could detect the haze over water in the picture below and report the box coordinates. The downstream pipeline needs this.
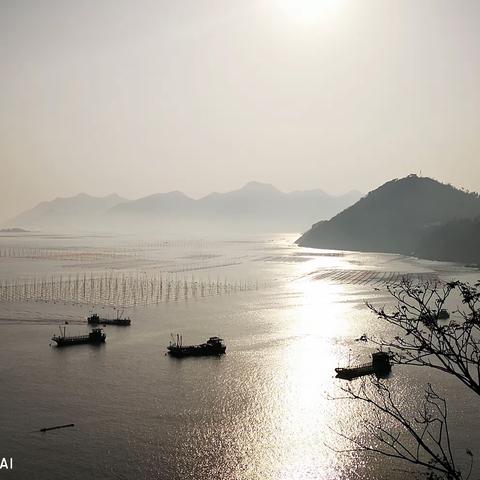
[0,232,478,479]
[2,0,480,477]
[2,0,480,223]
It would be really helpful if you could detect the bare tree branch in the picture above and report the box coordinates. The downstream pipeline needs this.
[333,280,479,479]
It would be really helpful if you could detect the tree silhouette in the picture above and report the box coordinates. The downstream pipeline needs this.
[335,280,479,479]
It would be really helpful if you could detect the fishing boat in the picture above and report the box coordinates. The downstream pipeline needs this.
[335,352,391,380]
[419,308,450,323]
[87,311,131,326]
[52,326,106,347]
[167,334,226,358]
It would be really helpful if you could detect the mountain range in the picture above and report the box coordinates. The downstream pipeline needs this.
[5,182,362,233]
[7,193,128,231]
[7,175,480,265]
[296,175,480,262]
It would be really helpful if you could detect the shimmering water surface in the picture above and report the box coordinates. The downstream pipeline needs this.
[0,233,478,479]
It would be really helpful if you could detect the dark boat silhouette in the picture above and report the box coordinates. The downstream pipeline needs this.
[438,308,450,320]
[419,308,450,323]
[335,352,391,380]
[52,326,106,347]
[87,312,131,326]
[167,334,226,358]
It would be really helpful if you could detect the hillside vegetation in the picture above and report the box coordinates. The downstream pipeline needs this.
[296,175,480,261]
[417,217,480,266]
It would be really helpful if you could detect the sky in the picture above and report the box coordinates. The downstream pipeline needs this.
[1,0,480,222]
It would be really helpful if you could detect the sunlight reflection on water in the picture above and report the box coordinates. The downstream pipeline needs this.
[0,234,478,479]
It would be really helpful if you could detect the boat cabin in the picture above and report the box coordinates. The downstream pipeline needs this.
[89,328,106,342]
[372,352,391,373]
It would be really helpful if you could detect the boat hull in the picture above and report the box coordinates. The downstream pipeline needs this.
[52,329,106,347]
[52,337,106,347]
[335,365,375,380]
[167,346,226,358]
[88,316,131,326]
[335,364,391,380]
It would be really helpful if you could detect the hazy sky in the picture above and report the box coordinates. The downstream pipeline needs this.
[1,0,480,222]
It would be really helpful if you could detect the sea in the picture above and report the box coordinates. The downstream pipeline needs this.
[0,232,478,480]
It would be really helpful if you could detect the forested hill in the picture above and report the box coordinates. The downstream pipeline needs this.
[416,217,480,266]
[296,175,480,257]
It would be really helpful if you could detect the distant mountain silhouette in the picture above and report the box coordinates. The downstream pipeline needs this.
[107,181,363,233]
[110,191,195,215]
[417,216,480,266]
[6,183,362,233]
[296,175,480,257]
[6,193,128,230]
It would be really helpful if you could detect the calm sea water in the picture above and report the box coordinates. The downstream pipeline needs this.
[0,233,478,479]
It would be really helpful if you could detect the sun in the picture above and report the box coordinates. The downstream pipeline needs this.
[276,0,345,25]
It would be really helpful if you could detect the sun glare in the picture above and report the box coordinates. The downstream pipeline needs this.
[276,0,345,25]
